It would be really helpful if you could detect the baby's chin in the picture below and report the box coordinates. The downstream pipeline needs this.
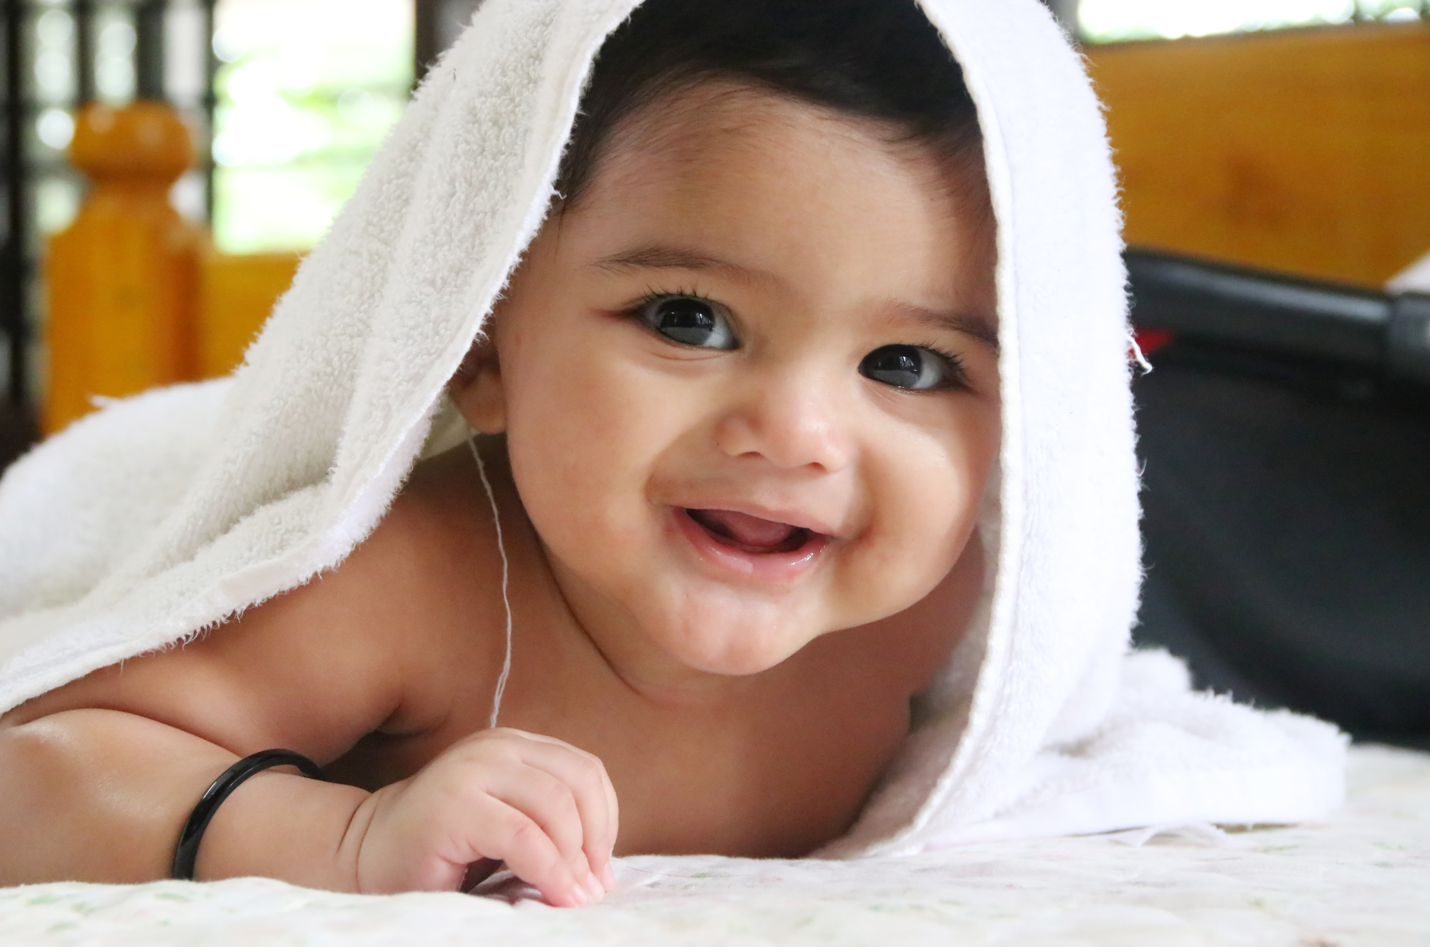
[637,597,839,678]
[673,639,804,678]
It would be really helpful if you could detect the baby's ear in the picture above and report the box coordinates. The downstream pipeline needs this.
[449,330,507,434]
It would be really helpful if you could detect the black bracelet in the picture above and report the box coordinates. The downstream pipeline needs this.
[172,749,326,881]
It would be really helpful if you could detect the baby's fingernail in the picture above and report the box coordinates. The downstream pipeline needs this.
[584,872,604,901]
[570,883,589,907]
[600,863,616,890]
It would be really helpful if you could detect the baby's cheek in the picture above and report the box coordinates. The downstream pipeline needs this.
[507,420,646,588]
[855,466,978,618]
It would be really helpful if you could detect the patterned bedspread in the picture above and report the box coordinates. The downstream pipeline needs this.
[3,744,1426,946]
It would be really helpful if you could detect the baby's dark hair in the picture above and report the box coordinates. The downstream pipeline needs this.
[554,0,985,211]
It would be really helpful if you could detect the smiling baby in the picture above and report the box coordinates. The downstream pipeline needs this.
[0,0,1005,906]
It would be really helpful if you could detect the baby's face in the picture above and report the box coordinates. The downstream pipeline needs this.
[457,83,1000,686]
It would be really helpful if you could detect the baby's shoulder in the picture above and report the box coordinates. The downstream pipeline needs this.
[3,451,507,755]
[310,451,507,668]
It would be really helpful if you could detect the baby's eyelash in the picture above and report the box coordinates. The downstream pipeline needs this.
[911,341,974,392]
[912,341,968,371]
[628,285,716,310]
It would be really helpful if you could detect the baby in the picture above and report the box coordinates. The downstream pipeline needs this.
[0,0,1000,906]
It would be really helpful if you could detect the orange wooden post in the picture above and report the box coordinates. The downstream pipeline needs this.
[44,102,206,435]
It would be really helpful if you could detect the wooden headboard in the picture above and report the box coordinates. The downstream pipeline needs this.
[1086,22,1430,286]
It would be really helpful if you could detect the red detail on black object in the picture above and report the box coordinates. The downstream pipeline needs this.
[1133,327,1175,357]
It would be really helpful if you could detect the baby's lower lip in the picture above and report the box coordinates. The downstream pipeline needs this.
[671,507,829,582]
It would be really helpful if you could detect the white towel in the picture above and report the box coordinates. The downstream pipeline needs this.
[0,0,1344,854]
[1388,249,1430,294]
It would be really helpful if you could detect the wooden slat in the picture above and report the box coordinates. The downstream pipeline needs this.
[1086,23,1430,286]
[196,251,301,378]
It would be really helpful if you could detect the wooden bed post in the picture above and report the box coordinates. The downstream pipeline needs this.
[43,102,206,435]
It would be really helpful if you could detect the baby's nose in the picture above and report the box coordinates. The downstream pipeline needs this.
[713,374,854,472]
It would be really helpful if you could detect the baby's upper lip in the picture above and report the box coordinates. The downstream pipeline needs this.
[676,500,840,538]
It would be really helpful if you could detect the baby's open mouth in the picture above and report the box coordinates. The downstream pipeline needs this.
[685,508,816,554]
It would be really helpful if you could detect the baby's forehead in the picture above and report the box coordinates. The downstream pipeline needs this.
[578,82,990,242]
[564,81,996,307]
[597,81,945,183]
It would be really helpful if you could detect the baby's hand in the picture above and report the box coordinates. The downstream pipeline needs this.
[352,728,618,905]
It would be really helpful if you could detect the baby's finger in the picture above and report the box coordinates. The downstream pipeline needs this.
[508,735,618,878]
[495,732,616,857]
[484,763,598,895]
[470,797,589,907]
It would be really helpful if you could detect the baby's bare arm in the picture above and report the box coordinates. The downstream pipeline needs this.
[0,710,615,903]
[0,708,370,887]
[0,491,615,903]
[0,506,414,888]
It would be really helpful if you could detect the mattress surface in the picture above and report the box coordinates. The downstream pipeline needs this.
[3,744,1425,946]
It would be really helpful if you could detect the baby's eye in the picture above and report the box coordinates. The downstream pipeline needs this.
[637,296,738,350]
[859,345,963,391]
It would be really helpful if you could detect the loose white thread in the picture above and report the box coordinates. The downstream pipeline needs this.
[469,435,513,729]
[1128,331,1153,374]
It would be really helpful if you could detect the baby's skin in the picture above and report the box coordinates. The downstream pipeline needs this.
[0,82,1001,907]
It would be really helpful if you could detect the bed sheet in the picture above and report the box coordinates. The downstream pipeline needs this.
[2,744,1426,946]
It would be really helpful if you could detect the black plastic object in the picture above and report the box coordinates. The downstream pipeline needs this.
[1126,247,1430,386]
[1127,249,1430,748]
[172,749,325,881]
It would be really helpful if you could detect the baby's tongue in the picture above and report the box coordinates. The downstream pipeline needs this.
[690,509,797,549]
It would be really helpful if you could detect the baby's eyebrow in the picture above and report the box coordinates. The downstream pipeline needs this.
[590,246,777,287]
[898,305,1000,353]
